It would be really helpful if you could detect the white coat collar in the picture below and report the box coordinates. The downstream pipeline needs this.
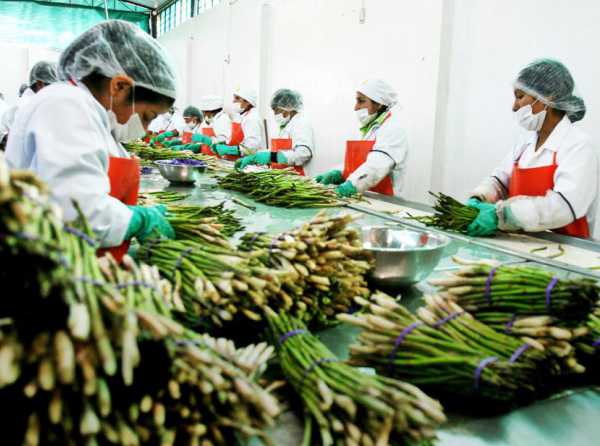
[526,115,572,153]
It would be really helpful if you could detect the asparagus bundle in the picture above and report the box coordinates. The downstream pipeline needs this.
[266,310,446,446]
[575,305,600,358]
[138,190,190,206]
[410,192,478,233]
[239,212,373,326]
[166,202,245,238]
[0,156,281,444]
[341,293,553,407]
[140,212,373,329]
[124,142,226,172]
[429,258,596,372]
[217,169,344,208]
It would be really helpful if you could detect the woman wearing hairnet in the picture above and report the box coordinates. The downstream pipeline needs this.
[469,59,598,239]
[6,20,177,261]
[0,61,58,141]
[196,94,232,156]
[235,88,315,175]
[163,105,210,150]
[149,107,186,144]
[315,79,408,197]
[211,88,265,160]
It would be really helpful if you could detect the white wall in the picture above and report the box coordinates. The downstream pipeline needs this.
[0,43,60,105]
[159,0,600,212]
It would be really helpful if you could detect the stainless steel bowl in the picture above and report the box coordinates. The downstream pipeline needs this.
[361,226,450,288]
[155,159,207,184]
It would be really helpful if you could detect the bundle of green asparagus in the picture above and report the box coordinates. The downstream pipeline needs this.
[429,258,596,372]
[139,212,373,329]
[266,310,446,446]
[124,142,225,172]
[217,169,344,208]
[138,190,190,206]
[341,293,553,407]
[166,202,245,238]
[0,156,281,445]
[575,305,600,358]
[410,192,478,233]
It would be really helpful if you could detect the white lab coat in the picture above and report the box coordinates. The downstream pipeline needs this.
[148,111,185,134]
[5,82,132,247]
[201,111,232,144]
[239,107,265,156]
[472,115,598,234]
[0,88,35,138]
[346,107,408,196]
[277,112,316,175]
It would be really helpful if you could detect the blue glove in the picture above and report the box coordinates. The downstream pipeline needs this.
[151,131,176,145]
[213,144,240,157]
[235,151,272,170]
[163,139,182,148]
[315,169,344,185]
[336,180,358,197]
[125,205,175,242]
[191,134,213,145]
[466,201,498,237]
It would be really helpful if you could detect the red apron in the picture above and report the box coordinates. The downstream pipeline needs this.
[342,140,394,196]
[220,121,244,161]
[181,131,193,144]
[271,138,305,176]
[97,157,141,262]
[200,127,216,156]
[508,152,589,238]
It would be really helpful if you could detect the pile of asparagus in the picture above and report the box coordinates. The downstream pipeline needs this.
[267,310,446,446]
[341,293,553,407]
[410,192,478,233]
[139,212,373,330]
[0,155,280,444]
[124,141,225,172]
[138,190,190,206]
[429,258,597,373]
[217,170,344,208]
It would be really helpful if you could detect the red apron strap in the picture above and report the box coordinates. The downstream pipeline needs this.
[343,140,393,196]
[200,127,216,156]
[271,138,305,175]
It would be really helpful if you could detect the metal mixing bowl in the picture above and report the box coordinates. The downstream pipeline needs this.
[361,226,450,288]
[155,159,207,184]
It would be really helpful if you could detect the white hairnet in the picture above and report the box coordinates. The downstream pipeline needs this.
[271,88,303,111]
[29,61,58,86]
[59,20,177,100]
[357,79,398,107]
[198,94,223,111]
[235,88,257,107]
[514,59,586,122]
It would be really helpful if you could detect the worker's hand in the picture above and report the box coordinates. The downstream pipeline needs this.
[466,202,498,237]
[315,169,344,185]
[125,205,175,242]
[152,131,176,145]
[213,144,240,157]
[163,139,182,148]
[467,197,483,208]
[191,134,213,145]
[335,180,358,198]
[172,143,201,153]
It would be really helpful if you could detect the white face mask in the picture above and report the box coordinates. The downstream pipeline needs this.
[111,111,145,143]
[356,108,376,126]
[232,102,244,114]
[274,113,291,127]
[514,101,547,132]
[205,115,213,125]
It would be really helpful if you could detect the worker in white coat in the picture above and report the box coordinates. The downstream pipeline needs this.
[315,79,408,197]
[162,106,205,149]
[148,107,186,144]
[469,59,598,239]
[6,20,177,261]
[212,88,264,161]
[235,88,315,176]
[0,61,58,142]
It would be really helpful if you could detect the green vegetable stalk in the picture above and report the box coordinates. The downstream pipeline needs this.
[410,192,478,233]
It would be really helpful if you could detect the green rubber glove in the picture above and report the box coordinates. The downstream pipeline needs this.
[150,131,176,145]
[336,180,358,197]
[466,201,498,237]
[213,144,240,157]
[163,139,182,148]
[235,154,256,170]
[275,151,288,164]
[315,169,344,185]
[191,134,213,145]
[125,205,175,242]
[171,143,201,153]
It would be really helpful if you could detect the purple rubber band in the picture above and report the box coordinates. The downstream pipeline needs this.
[592,337,600,348]
[509,343,531,363]
[173,247,194,275]
[300,357,338,389]
[144,238,161,262]
[63,226,97,247]
[76,276,106,287]
[474,356,498,390]
[484,266,498,304]
[504,313,518,334]
[389,321,423,365]
[248,232,263,246]
[278,329,306,346]
[545,277,559,311]
[115,280,156,290]
[433,311,465,328]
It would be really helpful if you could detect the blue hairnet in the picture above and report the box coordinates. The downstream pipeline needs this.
[59,20,177,100]
[183,106,203,120]
[271,88,303,111]
[29,61,58,86]
[514,59,585,122]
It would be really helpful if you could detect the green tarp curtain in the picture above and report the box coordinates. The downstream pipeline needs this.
[0,1,150,50]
